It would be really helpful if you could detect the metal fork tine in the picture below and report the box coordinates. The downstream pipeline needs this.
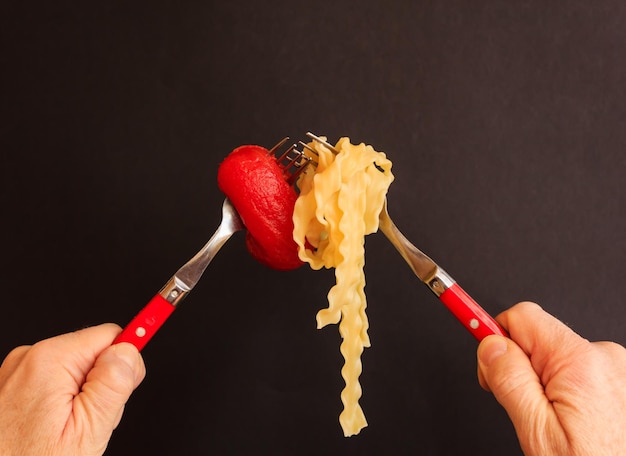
[284,150,303,169]
[286,157,311,184]
[269,137,290,155]
[269,137,314,184]
[299,141,318,156]
[306,132,339,154]
[276,143,296,163]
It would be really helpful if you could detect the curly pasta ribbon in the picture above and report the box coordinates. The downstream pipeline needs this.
[293,137,393,436]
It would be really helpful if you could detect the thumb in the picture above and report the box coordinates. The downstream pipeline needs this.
[477,335,557,441]
[73,342,146,446]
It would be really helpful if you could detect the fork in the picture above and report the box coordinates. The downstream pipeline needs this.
[114,139,309,351]
[303,132,507,341]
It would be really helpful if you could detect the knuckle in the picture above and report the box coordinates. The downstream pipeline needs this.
[1,345,31,369]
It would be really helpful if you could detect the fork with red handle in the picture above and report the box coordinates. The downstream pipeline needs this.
[115,133,506,351]
[303,132,508,341]
[113,139,309,351]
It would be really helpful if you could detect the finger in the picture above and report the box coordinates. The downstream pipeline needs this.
[0,345,32,385]
[477,365,487,391]
[72,342,145,448]
[497,301,580,350]
[42,324,125,386]
[477,335,566,452]
[496,301,589,382]
[0,324,118,413]
[112,404,126,430]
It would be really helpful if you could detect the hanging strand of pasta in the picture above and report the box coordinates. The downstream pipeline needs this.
[293,137,394,437]
[336,169,369,435]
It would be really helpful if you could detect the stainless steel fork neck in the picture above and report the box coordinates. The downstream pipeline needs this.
[378,207,456,297]
[159,276,189,306]
[427,268,455,297]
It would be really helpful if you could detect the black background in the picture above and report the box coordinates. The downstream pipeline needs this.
[2,1,625,455]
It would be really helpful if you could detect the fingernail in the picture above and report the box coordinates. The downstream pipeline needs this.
[478,336,508,367]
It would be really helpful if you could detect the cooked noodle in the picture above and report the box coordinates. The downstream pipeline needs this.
[293,137,394,436]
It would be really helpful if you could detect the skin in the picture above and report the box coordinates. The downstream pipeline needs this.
[0,324,145,456]
[477,301,626,455]
[1,303,625,454]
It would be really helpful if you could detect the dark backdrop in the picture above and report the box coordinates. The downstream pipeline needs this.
[2,1,625,455]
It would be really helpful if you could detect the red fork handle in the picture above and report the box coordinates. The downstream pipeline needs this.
[439,283,508,341]
[113,294,176,351]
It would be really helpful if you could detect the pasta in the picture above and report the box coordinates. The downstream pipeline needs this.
[292,136,394,436]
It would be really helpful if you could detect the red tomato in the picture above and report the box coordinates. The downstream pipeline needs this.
[217,145,303,271]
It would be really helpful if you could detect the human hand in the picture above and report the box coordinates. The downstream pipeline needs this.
[477,301,626,455]
[0,324,146,456]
